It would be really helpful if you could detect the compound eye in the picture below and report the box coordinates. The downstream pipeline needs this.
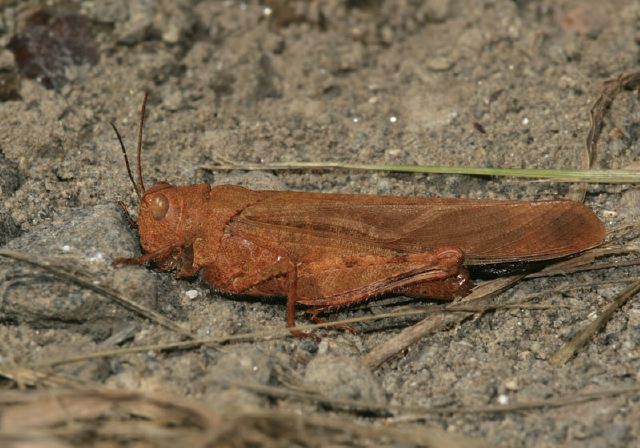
[150,194,169,220]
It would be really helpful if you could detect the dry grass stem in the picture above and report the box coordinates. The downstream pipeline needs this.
[26,300,551,370]
[0,249,195,339]
[0,388,488,448]
[219,379,640,418]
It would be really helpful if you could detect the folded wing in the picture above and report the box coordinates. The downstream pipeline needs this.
[228,191,605,265]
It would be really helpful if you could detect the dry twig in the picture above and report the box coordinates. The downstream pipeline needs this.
[550,279,640,366]
[362,275,523,369]
[363,242,639,369]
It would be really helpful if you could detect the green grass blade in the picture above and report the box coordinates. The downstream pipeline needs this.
[206,161,640,184]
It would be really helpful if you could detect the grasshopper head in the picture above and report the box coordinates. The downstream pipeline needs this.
[137,182,211,260]
[112,93,210,271]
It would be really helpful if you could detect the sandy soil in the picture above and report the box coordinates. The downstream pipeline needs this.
[1,1,640,446]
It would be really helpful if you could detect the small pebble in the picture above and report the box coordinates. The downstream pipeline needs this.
[504,379,519,391]
[185,289,199,300]
[317,339,329,355]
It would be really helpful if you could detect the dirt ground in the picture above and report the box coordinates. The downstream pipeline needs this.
[0,0,639,446]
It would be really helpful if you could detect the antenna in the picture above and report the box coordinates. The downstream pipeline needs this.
[110,121,141,199]
[136,92,148,194]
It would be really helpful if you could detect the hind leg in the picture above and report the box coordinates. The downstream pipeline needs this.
[304,265,471,331]
[298,246,465,309]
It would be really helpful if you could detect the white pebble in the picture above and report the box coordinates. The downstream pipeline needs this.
[504,379,519,391]
[317,339,329,355]
[185,289,199,300]
[88,252,105,263]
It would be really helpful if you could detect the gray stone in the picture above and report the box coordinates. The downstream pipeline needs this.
[0,205,158,328]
